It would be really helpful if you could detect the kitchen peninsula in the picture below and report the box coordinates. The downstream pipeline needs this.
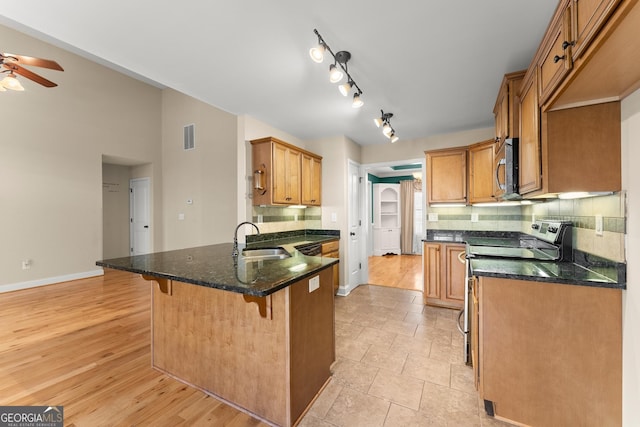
[97,239,339,427]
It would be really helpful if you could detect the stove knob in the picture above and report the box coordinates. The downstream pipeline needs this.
[548,226,558,233]
[531,224,540,230]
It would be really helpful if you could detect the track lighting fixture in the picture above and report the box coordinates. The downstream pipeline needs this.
[310,29,363,108]
[375,110,399,143]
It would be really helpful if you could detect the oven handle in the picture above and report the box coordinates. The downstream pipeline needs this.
[456,308,466,335]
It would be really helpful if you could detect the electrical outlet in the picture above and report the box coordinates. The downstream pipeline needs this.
[471,213,479,222]
[21,259,31,270]
[595,214,603,236]
[308,275,320,293]
[428,212,438,222]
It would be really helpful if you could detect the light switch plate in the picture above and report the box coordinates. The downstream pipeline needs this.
[595,214,603,236]
[309,275,320,292]
[471,213,479,222]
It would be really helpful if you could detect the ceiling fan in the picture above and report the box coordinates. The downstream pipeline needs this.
[0,52,64,91]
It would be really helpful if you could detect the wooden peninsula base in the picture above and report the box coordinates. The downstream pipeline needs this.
[149,266,335,427]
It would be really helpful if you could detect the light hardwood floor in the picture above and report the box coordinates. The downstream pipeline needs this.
[368,254,423,291]
[0,270,267,427]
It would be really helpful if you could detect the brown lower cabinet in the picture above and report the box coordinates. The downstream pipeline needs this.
[151,267,335,427]
[321,240,340,294]
[423,242,465,309]
[476,276,622,427]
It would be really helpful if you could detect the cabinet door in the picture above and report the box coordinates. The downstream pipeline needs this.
[518,71,542,195]
[273,144,301,205]
[426,148,467,204]
[493,83,508,143]
[423,243,441,303]
[286,149,301,204]
[538,2,573,104]
[571,0,620,60]
[443,244,466,303]
[468,140,496,204]
[301,154,321,206]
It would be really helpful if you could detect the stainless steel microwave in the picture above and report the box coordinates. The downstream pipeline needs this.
[495,138,520,200]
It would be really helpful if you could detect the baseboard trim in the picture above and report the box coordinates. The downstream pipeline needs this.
[336,282,361,297]
[0,269,104,293]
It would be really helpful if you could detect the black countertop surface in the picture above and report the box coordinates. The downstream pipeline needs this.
[97,233,339,297]
[423,229,626,289]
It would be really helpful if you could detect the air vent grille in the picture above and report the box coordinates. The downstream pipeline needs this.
[183,124,195,150]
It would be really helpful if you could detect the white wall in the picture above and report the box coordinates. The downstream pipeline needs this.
[306,135,362,293]
[0,24,162,291]
[621,88,640,426]
[361,127,494,164]
[161,89,238,250]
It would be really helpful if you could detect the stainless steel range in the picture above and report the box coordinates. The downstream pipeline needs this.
[458,220,574,365]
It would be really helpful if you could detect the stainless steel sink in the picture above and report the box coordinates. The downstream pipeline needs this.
[242,247,291,261]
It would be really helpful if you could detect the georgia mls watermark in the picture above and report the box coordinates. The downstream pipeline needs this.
[0,406,63,427]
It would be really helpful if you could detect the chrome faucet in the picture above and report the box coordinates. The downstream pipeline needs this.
[232,221,260,257]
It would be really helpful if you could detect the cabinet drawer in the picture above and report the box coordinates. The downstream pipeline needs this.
[321,240,339,254]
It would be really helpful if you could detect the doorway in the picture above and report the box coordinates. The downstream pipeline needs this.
[130,177,151,255]
[102,157,153,259]
[363,159,424,291]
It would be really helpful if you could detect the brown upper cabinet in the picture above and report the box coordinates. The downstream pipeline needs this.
[426,147,467,205]
[538,0,574,105]
[301,153,322,206]
[493,70,525,148]
[571,0,622,60]
[251,137,322,206]
[517,69,543,196]
[538,0,635,109]
[468,140,497,204]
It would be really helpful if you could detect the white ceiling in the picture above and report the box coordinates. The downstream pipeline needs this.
[0,1,558,146]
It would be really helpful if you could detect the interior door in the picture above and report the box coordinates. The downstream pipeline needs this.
[130,177,151,255]
[348,161,362,290]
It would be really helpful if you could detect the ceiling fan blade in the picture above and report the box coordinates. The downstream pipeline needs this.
[1,53,64,71]
[3,63,58,88]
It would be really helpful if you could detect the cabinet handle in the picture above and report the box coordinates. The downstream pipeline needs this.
[561,40,574,50]
[553,54,565,63]
[495,158,506,190]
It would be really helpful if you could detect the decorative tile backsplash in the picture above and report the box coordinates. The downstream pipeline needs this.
[426,192,626,262]
[251,206,322,234]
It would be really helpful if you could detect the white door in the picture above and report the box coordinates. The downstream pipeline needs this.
[130,178,151,255]
[348,161,363,290]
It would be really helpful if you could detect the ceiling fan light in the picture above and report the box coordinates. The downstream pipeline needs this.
[329,64,343,83]
[309,43,325,63]
[352,92,363,108]
[0,84,6,92]
[338,81,353,96]
[374,117,383,128]
[1,74,24,91]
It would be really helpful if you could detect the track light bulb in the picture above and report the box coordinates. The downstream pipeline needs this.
[374,117,383,128]
[382,123,392,136]
[1,73,24,91]
[329,64,343,83]
[352,92,363,108]
[339,80,353,96]
[390,133,399,143]
[309,43,325,63]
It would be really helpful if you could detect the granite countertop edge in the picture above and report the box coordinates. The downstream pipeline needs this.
[97,230,340,297]
[422,229,626,290]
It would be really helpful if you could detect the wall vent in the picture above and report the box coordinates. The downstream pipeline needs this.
[183,124,195,150]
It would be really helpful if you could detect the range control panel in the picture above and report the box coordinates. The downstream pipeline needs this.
[530,220,573,244]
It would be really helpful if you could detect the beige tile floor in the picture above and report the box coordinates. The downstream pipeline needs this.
[299,285,513,427]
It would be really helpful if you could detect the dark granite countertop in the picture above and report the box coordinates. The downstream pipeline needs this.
[423,229,626,289]
[97,239,339,297]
